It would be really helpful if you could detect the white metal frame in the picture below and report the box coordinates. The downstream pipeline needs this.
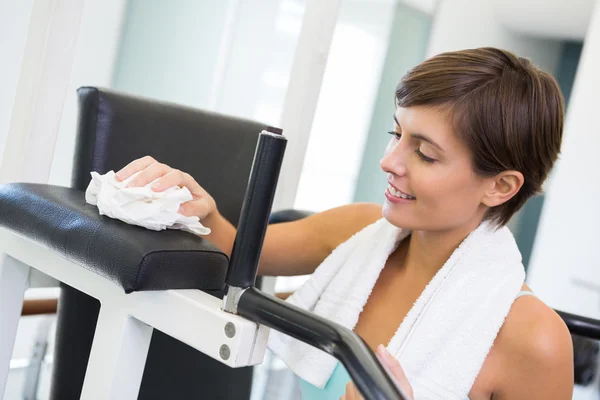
[0,226,269,399]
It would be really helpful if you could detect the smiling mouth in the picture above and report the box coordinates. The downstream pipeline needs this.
[386,185,416,200]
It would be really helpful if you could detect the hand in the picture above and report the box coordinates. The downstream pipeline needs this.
[115,156,216,220]
[340,345,414,400]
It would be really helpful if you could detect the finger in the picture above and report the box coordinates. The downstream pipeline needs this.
[150,169,186,192]
[377,345,413,398]
[179,197,212,219]
[345,382,361,400]
[127,162,171,187]
[377,345,402,374]
[351,383,363,400]
[179,172,206,197]
[152,170,201,194]
[115,156,156,181]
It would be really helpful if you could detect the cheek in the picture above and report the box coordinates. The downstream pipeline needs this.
[414,165,482,208]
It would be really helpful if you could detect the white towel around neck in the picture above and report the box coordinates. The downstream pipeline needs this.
[267,218,525,399]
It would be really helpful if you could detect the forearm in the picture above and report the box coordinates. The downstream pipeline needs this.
[201,212,319,278]
[202,210,236,257]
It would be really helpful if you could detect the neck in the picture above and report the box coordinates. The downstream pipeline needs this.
[403,218,484,282]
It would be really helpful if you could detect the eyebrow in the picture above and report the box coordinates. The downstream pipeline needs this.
[393,114,444,152]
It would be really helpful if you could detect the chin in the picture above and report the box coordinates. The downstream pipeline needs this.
[382,204,417,230]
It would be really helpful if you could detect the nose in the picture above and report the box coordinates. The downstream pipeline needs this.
[380,139,407,177]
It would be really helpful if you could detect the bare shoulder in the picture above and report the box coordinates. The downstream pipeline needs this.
[492,292,574,399]
[501,295,572,365]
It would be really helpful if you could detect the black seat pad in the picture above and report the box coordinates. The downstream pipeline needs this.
[0,183,228,293]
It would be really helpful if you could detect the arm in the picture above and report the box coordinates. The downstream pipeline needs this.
[200,203,382,276]
[116,156,383,277]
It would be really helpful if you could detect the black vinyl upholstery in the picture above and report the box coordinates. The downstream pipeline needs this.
[268,209,315,225]
[0,183,228,293]
[49,87,266,400]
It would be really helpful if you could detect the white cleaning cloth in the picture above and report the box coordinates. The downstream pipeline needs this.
[267,218,525,399]
[85,170,210,235]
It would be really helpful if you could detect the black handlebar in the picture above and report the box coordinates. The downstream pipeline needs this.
[238,288,408,400]
[226,127,286,288]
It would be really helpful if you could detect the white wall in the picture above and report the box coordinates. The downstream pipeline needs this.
[526,6,600,399]
[427,0,563,74]
[112,0,234,109]
[1,0,125,187]
[48,0,127,186]
[111,0,311,126]
[491,0,595,40]
[399,0,436,15]
[0,0,86,185]
[0,0,35,168]
[528,1,600,317]
[293,0,396,211]
[214,0,304,124]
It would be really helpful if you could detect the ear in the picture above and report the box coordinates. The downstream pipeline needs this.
[482,171,524,208]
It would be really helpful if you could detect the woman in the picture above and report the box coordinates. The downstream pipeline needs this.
[116,48,573,399]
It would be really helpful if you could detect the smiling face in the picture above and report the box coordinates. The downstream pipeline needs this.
[380,106,494,233]
[387,48,564,228]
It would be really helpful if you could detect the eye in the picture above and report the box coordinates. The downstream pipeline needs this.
[387,131,401,140]
[416,148,436,163]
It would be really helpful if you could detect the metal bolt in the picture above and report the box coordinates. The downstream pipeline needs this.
[224,322,236,338]
[219,344,231,360]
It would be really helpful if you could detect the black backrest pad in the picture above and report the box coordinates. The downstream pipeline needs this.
[73,87,266,226]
